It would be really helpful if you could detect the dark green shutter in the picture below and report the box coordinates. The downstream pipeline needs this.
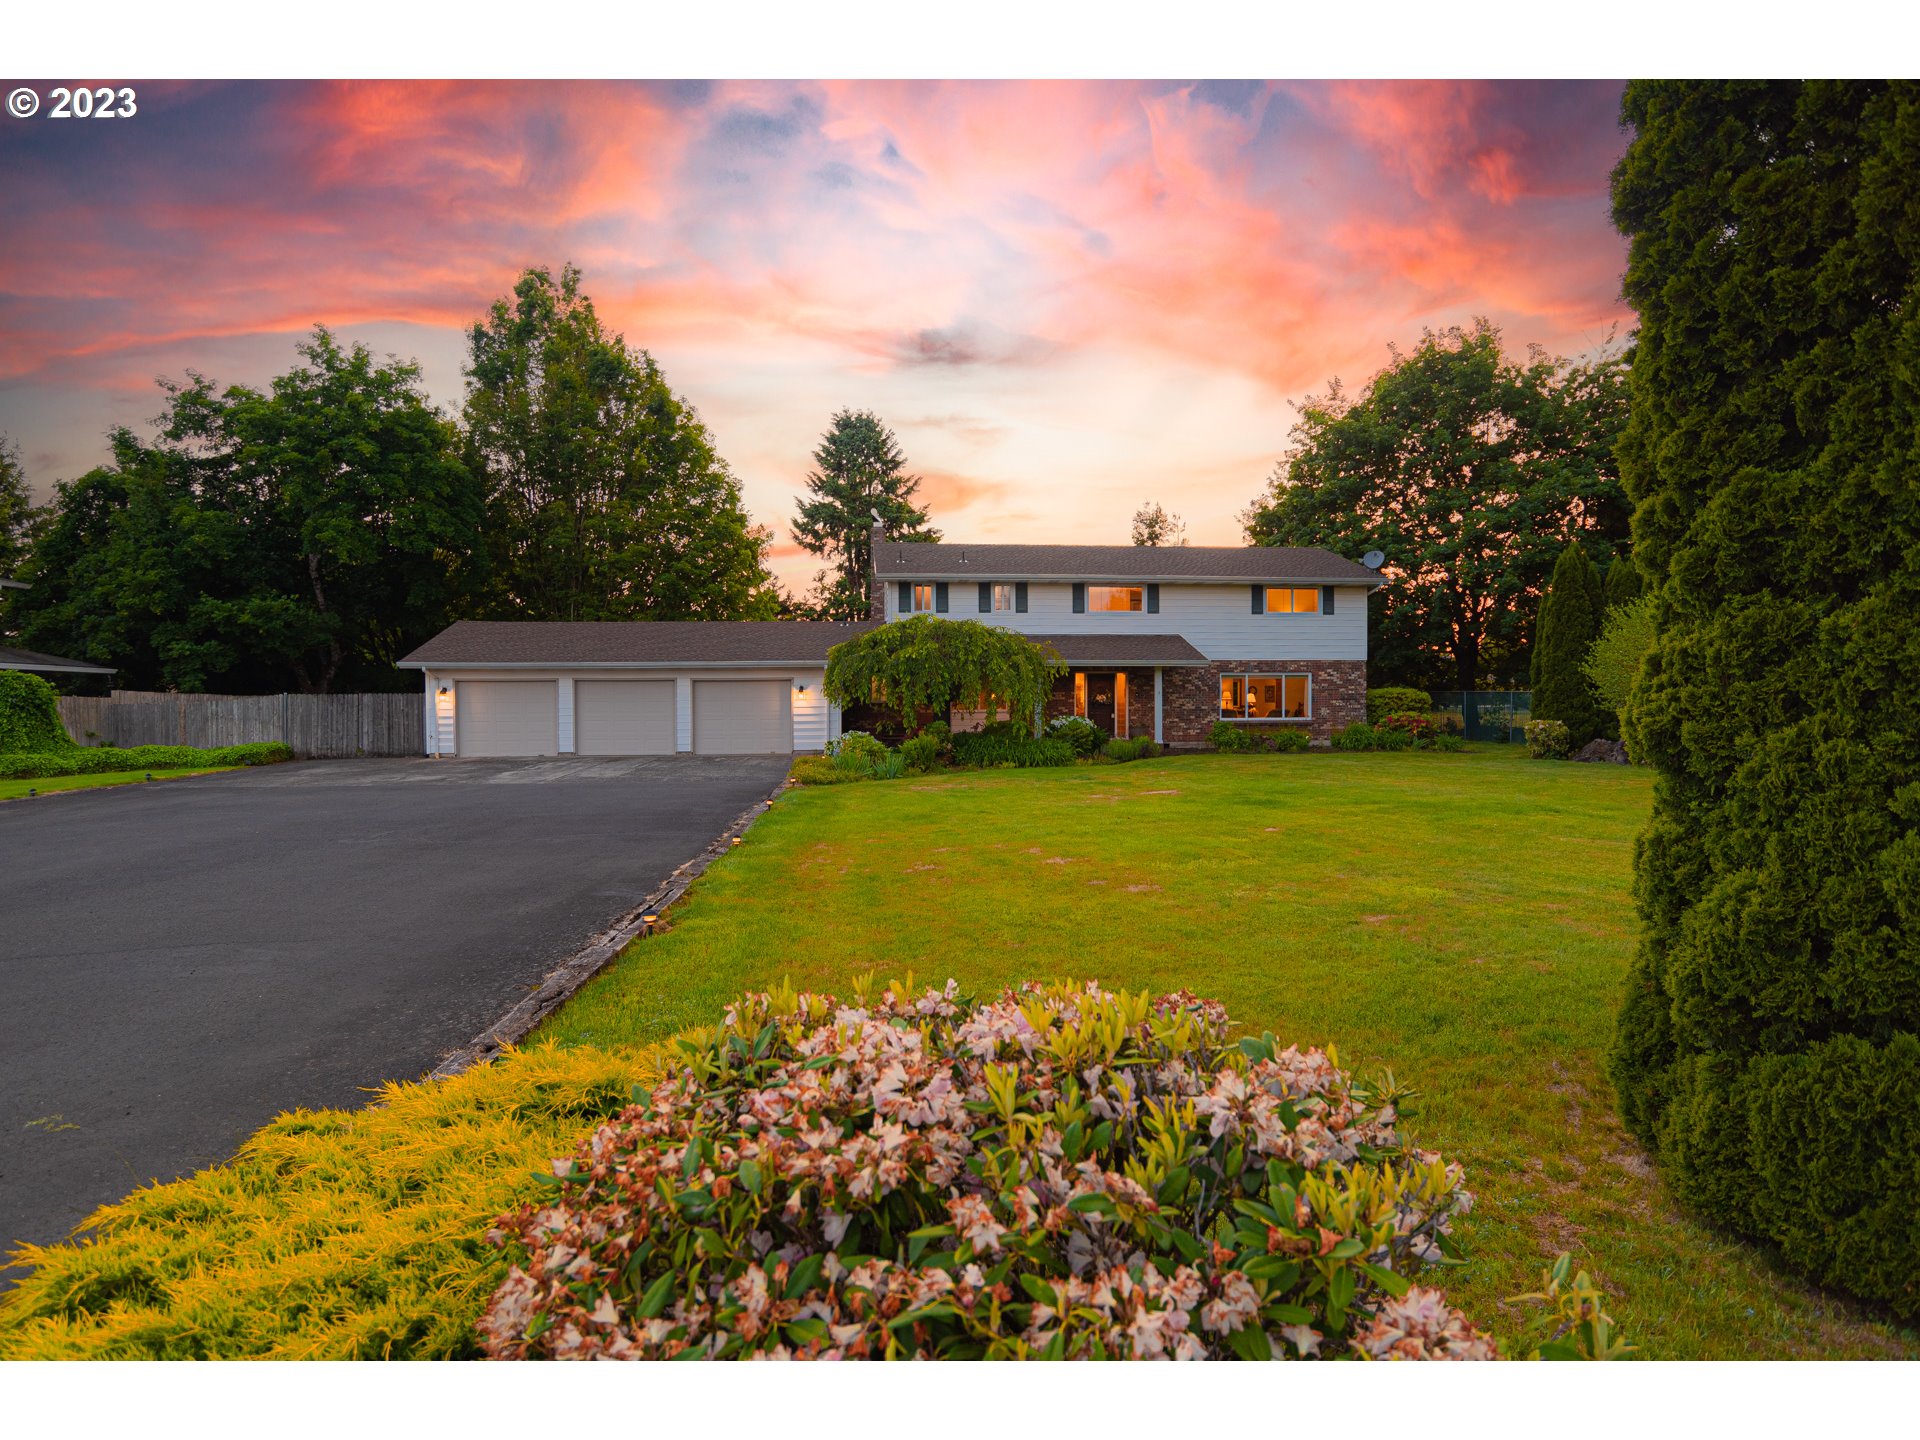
[1072,583,1085,614]
[1146,583,1159,614]
[898,581,911,613]
[978,582,991,613]
[935,582,949,613]
[1322,585,1335,615]
[1015,582,1028,613]
[1251,586,1265,614]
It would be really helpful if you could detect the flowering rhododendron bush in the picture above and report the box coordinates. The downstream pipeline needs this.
[481,979,1503,1361]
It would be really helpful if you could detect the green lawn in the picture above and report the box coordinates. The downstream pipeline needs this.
[0,767,234,802]
[540,744,1918,1360]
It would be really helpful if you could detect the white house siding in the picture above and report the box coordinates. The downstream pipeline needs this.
[889,582,1369,662]
[791,670,829,752]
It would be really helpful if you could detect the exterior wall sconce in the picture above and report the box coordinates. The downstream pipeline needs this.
[437,685,450,696]
[795,682,808,694]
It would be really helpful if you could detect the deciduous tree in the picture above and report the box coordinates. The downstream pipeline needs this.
[1131,501,1187,547]
[463,264,778,623]
[10,331,484,692]
[1243,321,1630,690]
[791,409,938,620]
[823,616,1063,734]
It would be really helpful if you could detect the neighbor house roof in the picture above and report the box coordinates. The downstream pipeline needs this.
[0,645,117,675]
[397,620,878,668]
[874,542,1383,585]
[1026,634,1208,666]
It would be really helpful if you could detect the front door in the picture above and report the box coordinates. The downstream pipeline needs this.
[1084,671,1117,734]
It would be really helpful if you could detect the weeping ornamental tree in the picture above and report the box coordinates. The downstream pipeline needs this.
[1529,543,1607,747]
[1608,81,1920,1315]
[823,617,1064,734]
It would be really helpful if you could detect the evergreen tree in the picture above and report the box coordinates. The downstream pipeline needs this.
[1528,543,1605,746]
[1602,555,1643,610]
[463,265,778,623]
[791,409,938,621]
[1607,81,1920,1316]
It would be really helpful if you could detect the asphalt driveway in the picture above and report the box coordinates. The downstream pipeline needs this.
[0,755,789,1273]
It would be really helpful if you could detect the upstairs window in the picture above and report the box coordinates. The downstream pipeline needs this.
[1087,585,1144,612]
[911,583,936,613]
[1264,587,1321,614]
[992,583,1015,612]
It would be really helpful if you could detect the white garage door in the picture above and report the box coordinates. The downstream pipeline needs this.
[575,680,676,755]
[693,680,791,754]
[457,681,557,757]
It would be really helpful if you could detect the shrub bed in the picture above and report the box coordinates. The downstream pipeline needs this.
[1365,687,1433,725]
[1208,722,1311,754]
[0,672,77,754]
[1331,721,1462,754]
[1523,720,1571,760]
[0,742,294,781]
[482,979,1505,1361]
[949,733,1073,768]
[1045,715,1107,757]
[0,1045,646,1359]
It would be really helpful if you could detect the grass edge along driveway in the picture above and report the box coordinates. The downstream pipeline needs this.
[0,767,236,802]
[537,746,1917,1361]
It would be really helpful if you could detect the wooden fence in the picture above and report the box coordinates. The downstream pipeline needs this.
[57,690,424,758]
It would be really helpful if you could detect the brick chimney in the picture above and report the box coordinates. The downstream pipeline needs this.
[868,515,887,621]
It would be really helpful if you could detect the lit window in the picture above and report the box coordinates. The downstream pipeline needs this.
[912,584,935,613]
[1074,672,1088,717]
[1264,587,1321,614]
[1219,673,1311,719]
[1088,585,1143,612]
[992,583,1015,612]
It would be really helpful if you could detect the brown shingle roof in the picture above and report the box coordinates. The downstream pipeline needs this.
[874,542,1381,584]
[0,645,116,675]
[1025,634,1208,666]
[398,620,876,667]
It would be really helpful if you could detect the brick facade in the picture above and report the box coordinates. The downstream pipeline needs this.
[1042,660,1365,747]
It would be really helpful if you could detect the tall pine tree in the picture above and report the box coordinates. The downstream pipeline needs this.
[1529,542,1606,746]
[1608,81,1920,1316]
[790,409,938,620]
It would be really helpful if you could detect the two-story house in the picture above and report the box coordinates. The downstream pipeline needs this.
[398,536,1381,756]
[870,535,1381,746]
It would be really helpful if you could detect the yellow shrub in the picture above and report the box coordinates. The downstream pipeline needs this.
[0,1044,654,1360]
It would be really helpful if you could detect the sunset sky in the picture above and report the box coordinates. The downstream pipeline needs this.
[0,79,1632,593]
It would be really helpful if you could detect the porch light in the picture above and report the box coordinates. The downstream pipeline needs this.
[437,685,450,696]
[795,681,808,694]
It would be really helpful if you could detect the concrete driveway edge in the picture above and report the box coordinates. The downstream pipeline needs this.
[427,769,793,1078]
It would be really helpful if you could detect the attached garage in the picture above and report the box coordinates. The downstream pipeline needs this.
[457,680,557,757]
[693,680,792,754]
[575,679,676,755]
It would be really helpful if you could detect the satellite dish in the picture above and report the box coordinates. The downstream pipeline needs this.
[1361,550,1385,570]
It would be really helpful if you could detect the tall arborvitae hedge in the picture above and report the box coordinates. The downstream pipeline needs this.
[1603,556,1643,610]
[1608,81,1920,1316]
[1529,542,1605,746]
